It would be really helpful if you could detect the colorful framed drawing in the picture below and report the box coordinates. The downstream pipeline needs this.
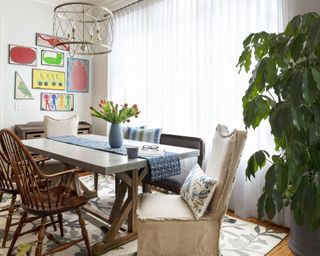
[14,72,34,100]
[67,58,89,93]
[9,44,37,66]
[40,93,74,111]
[32,69,65,90]
[41,50,64,67]
[35,33,70,51]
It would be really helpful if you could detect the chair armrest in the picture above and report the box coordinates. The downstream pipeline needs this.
[39,168,83,179]
[33,155,51,163]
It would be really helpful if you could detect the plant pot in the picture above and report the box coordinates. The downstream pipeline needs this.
[108,123,123,148]
[289,213,320,256]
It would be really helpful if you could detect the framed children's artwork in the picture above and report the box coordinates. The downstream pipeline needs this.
[14,72,34,100]
[41,50,64,67]
[67,58,89,93]
[35,33,70,51]
[9,44,37,66]
[32,69,65,90]
[40,93,74,111]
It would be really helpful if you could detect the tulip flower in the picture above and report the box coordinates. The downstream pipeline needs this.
[90,100,140,124]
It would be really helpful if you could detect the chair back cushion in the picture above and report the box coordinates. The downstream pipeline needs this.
[205,124,247,218]
[180,164,217,219]
[44,115,79,137]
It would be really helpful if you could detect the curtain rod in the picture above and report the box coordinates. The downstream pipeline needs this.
[113,0,145,13]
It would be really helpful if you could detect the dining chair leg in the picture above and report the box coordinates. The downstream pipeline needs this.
[49,215,57,231]
[76,207,91,256]
[0,192,3,203]
[94,173,98,191]
[7,211,27,256]
[2,194,17,247]
[58,213,64,237]
[35,216,47,256]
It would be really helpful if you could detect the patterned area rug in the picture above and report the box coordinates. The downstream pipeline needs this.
[0,175,287,256]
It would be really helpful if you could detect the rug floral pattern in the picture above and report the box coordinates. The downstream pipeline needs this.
[0,175,286,256]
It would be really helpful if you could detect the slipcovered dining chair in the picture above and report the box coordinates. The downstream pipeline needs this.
[43,115,99,191]
[0,128,91,256]
[42,114,79,172]
[136,125,247,256]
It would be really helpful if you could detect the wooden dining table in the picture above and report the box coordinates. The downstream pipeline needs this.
[22,134,199,256]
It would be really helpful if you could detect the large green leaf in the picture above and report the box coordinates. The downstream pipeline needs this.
[302,69,317,105]
[237,46,252,73]
[243,96,270,129]
[265,195,276,219]
[311,68,320,90]
[287,70,303,105]
[265,165,276,195]
[269,103,292,138]
[257,192,267,220]
[273,189,284,212]
[243,33,254,48]
[245,150,269,180]
[276,164,288,194]
[264,58,277,85]
[288,33,306,61]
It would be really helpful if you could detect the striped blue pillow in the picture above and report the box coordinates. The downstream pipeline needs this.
[127,127,162,144]
[123,126,145,139]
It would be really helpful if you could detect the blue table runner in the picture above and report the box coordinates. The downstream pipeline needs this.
[48,135,181,181]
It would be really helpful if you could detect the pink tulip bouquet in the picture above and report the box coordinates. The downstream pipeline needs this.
[90,100,140,124]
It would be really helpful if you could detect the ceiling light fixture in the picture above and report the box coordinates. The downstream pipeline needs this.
[53,2,113,56]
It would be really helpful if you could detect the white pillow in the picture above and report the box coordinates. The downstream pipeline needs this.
[180,164,217,219]
[44,115,79,137]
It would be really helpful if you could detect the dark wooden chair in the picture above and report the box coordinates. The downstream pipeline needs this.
[0,150,19,248]
[0,146,58,248]
[0,129,91,256]
[143,133,205,194]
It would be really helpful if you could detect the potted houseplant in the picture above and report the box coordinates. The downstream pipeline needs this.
[237,13,320,255]
[90,100,140,148]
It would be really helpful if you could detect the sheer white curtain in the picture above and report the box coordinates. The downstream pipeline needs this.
[108,0,289,226]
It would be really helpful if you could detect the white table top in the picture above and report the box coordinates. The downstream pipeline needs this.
[22,134,199,175]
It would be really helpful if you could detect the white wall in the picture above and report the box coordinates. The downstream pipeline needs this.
[92,55,108,135]
[285,0,320,24]
[0,0,92,130]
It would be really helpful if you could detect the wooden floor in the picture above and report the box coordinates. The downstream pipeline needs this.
[227,210,293,256]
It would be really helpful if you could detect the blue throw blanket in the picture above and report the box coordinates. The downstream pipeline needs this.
[48,135,181,181]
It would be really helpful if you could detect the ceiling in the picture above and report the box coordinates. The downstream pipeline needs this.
[32,0,139,11]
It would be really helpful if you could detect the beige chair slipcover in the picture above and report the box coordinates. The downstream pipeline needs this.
[137,124,247,256]
[42,115,79,174]
[44,114,79,137]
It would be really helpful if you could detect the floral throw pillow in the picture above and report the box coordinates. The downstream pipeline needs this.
[180,164,217,219]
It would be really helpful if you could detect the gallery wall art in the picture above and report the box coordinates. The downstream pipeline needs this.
[40,93,74,111]
[14,72,34,100]
[32,69,65,90]
[67,58,89,93]
[9,44,37,66]
[36,33,70,51]
[41,50,64,67]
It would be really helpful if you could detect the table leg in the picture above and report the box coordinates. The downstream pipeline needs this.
[92,167,147,256]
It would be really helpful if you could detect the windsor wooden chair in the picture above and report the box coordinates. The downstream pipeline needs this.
[0,129,91,256]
